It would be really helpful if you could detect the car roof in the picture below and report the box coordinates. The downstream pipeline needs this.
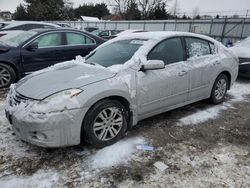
[3,21,60,29]
[31,28,95,34]
[115,31,218,43]
[29,28,105,43]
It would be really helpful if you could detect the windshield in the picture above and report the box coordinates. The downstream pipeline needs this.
[85,39,145,67]
[0,31,37,47]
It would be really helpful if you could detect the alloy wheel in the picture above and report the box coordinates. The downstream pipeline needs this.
[0,66,11,88]
[215,78,227,100]
[93,107,123,141]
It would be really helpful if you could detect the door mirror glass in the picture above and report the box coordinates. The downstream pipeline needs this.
[140,60,165,72]
[26,42,38,51]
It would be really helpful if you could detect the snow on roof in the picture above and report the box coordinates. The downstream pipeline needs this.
[3,21,60,29]
[81,16,100,22]
[116,29,145,36]
[110,31,222,46]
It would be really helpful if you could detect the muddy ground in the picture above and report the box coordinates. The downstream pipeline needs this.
[0,79,249,188]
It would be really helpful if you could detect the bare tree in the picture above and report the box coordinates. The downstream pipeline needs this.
[192,7,200,18]
[109,0,172,19]
[171,0,180,17]
[109,0,135,15]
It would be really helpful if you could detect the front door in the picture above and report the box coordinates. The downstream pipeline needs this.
[21,32,64,73]
[137,37,189,116]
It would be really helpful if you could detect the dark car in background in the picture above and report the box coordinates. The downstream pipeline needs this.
[0,28,105,88]
[84,27,99,32]
[0,21,60,31]
[92,30,122,39]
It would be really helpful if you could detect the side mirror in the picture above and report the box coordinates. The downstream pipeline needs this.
[26,42,38,51]
[140,60,165,72]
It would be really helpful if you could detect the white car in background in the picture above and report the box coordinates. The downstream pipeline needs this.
[0,21,60,31]
[114,29,146,38]
[231,37,250,78]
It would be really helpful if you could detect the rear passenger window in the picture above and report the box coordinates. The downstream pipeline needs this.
[66,33,95,45]
[148,37,184,65]
[185,37,210,58]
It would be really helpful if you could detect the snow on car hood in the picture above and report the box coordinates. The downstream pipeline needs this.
[15,58,115,100]
[230,46,250,59]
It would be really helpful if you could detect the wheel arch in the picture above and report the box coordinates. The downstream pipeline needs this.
[219,71,231,89]
[80,94,133,144]
[0,61,19,81]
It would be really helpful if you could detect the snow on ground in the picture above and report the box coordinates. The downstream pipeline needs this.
[228,81,250,101]
[179,81,250,125]
[0,137,146,187]
[0,171,59,188]
[179,104,228,125]
[90,137,145,169]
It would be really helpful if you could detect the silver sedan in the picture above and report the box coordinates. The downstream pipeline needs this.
[5,32,238,148]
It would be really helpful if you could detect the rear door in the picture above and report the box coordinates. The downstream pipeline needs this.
[21,32,64,73]
[184,37,222,100]
[63,32,97,60]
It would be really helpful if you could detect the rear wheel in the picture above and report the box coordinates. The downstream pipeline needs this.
[82,99,128,148]
[0,63,16,88]
[210,74,229,104]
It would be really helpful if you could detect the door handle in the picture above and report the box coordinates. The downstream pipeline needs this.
[178,70,188,76]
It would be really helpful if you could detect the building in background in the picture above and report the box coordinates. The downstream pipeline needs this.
[0,11,12,21]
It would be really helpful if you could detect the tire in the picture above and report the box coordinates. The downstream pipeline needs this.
[210,74,229,104]
[82,99,128,148]
[0,63,16,88]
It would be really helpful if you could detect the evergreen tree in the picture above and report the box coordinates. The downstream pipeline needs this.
[13,4,29,20]
[74,3,110,20]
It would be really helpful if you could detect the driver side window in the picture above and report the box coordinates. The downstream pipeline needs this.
[33,33,62,48]
[148,37,184,65]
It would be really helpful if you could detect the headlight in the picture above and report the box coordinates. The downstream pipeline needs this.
[42,89,83,103]
[31,89,83,113]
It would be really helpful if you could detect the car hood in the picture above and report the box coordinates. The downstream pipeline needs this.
[16,62,115,100]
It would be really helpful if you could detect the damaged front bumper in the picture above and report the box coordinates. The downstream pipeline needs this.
[5,108,88,148]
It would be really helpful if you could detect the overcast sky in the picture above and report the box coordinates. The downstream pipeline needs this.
[1,0,250,15]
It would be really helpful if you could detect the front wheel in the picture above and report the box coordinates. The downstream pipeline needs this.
[210,74,229,104]
[0,63,16,88]
[82,99,128,148]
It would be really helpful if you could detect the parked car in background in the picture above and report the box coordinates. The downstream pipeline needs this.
[0,28,105,88]
[84,27,99,32]
[92,30,122,40]
[0,21,60,31]
[0,21,10,29]
[5,32,238,148]
[230,37,250,78]
[0,30,23,38]
[56,23,72,28]
[115,29,146,37]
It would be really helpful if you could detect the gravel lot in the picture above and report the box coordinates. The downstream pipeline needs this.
[0,79,249,188]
